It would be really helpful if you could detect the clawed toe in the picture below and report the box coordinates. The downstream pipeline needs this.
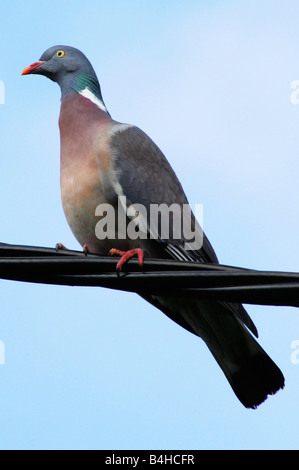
[109,248,144,272]
[55,242,68,251]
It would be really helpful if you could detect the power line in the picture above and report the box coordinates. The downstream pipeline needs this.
[0,243,298,307]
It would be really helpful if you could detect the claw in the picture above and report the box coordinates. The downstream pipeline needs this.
[82,244,89,256]
[109,248,144,272]
[55,242,68,251]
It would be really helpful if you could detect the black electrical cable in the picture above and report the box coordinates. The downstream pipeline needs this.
[0,243,298,307]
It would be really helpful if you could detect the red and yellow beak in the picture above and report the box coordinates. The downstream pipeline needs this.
[21,60,46,76]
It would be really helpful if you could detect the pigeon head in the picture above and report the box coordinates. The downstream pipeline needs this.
[22,45,104,103]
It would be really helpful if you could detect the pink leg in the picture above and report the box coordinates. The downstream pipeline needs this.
[109,248,144,272]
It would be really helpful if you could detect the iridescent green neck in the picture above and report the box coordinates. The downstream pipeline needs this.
[72,73,101,99]
[71,73,109,113]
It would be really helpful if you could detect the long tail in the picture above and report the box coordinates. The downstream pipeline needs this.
[142,294,285,409]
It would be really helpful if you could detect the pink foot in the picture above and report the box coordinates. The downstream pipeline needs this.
[82,244,89,256]
[109,248,144,272]
[55,242,68,251]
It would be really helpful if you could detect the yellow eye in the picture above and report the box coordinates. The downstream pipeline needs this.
[56,50,65,58]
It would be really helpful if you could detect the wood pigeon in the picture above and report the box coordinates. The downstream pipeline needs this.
[22,45,284,409]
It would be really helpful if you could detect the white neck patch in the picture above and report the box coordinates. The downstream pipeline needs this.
[79,87,108,113]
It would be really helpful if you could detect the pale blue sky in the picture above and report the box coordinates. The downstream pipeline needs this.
[0,0,299,449]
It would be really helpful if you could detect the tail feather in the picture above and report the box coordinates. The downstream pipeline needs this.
[142,294,285,409]
[229,352,285,409]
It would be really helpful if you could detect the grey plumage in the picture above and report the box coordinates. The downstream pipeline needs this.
[22,45,285,408]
